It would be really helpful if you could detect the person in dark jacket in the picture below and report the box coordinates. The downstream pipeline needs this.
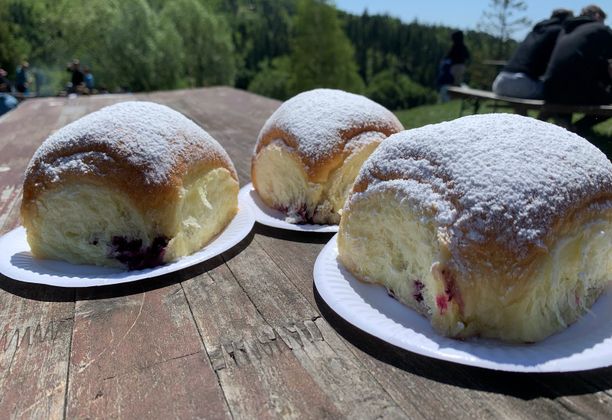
[543,5,611,105]
[0,68,11,93]
[67,59,84,93]
[446,30,470,85]
[492,9,573,99]
[15,61,29,94]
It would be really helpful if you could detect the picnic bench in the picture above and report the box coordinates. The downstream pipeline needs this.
[1,87,612,418]
[448,85,612,121]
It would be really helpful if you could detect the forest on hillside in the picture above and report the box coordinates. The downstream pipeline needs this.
[0,0,511,109]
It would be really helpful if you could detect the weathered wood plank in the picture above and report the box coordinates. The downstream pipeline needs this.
[0,97,96,419]
[447,86,612,116]
[0,282,74,419]
[182,257,346,419]
[0,99,63,235]
[186,236,409,418]
[67,281,230,419]
[316,288,612,420]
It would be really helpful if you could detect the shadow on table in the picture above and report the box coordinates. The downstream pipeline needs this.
[254,223,335,244]
[0,229,254,302]
[314,285,612,400]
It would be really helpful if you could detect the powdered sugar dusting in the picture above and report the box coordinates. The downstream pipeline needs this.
[40,151,115,182]
[353,114,612,255]
[256,89,402,166]
[344,131,386,153]
[27,101,235,185]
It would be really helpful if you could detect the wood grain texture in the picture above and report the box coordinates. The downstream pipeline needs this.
[0,97,85,419]
[212,236,409,418]
[67,282,230,419]
[183,258,344,419]
[0,88,611,419]
[0,284,74,419]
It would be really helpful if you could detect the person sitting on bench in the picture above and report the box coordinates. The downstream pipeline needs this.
[542,5,612,129]
[446,30,470,86]
[492,8,573,99]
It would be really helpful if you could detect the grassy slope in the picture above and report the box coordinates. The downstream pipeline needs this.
[394,100,612,159]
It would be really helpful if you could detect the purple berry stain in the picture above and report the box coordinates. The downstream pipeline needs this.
[413,279,424,303]
[436,295,449,313]
[109,235,169,270]
[436,268,464,315]
[277,202,318,224]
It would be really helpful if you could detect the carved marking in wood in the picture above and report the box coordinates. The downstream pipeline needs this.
[211,319,324,372]
[0,319,72,354]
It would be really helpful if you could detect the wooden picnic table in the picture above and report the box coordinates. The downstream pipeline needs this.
[1,87,611,419]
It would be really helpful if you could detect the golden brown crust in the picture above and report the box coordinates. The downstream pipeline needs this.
[349,114,612,281]
[21,101,238,221]
[251,89,403,184]
[254,123,402,183]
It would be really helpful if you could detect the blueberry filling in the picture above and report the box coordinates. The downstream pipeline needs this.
[277,203,317,224]
[109,235,169,270]
[413,279,425,302]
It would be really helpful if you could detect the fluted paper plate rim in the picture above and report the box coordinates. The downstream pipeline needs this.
[0,197,255,288]
[314,234,612,373]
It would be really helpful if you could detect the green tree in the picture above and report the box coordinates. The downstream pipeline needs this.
[161,0,235,87]
[94,0,184,91]
[477,0,531,58]
[366,69,435,110]
[217,0,295,89]
[0,0,30,77]
[288,0,364,94]
[248,56,291,99]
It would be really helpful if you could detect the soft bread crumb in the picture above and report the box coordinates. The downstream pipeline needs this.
[252,88,403,225]
[340,114,612,342]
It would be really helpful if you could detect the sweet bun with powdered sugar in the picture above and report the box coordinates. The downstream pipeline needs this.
[338,113,612,342]
[21,101,239,270]
[251,88,403,224]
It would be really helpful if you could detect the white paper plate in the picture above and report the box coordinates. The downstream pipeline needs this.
[0,204,255,288]
[314,235,612,372]
[239,183,338,233]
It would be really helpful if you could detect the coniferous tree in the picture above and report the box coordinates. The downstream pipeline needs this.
[0,0,512,98]
[477,0,531,58]
[0,0,30,78]
[161,0,236,87]
[288,0,364,94]
[248,56,292,99]
[216,0,295,88]
[99,0,184,91]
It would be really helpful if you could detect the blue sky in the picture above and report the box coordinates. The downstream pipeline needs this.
[334,1,598,39]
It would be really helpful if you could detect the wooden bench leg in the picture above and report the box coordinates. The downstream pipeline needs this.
[537,110,550,121]
[553,114,573,129]
[473,98,480,114]
[513,106,527,116]
[459,99,465,117]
